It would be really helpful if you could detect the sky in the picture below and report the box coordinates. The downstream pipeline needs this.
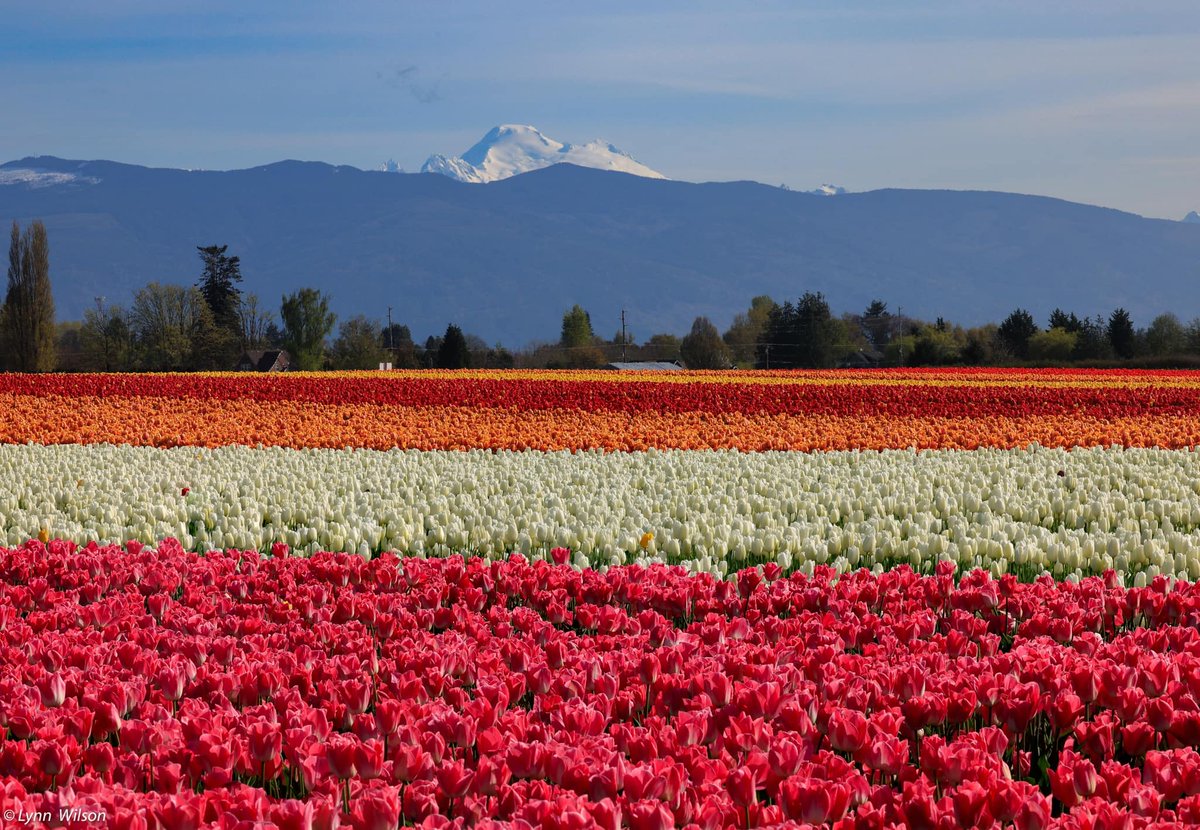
[2,1,1198,220]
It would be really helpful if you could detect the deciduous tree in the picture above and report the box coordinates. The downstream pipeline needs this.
[560,305,595,349]
[680,316,731,369]
[280,288,336,370]
[129,282,215,371]
[331,316,389,369]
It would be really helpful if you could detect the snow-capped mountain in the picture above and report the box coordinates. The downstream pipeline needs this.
[810,184,846,196]
[1184,211,1200,224]
[419,125,666,183]
[378,159,403,173]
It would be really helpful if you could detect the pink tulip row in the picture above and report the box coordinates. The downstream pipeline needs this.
[3,539,1200,829]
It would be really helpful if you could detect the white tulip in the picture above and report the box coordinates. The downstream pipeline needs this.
[1,443,1199,579]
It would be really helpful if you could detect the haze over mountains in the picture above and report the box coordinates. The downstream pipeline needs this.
[1,150,1199,346]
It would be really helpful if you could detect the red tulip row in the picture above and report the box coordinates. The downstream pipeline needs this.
[2,541,1200,828]
[2,370,1199,419]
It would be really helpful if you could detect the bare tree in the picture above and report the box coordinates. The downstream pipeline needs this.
[236,293,275,351]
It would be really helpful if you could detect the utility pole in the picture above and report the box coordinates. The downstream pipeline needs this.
[620,308,628,362]
[387,306,393,356]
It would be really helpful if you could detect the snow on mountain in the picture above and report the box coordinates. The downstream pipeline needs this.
[378,159,404,173]
[419,125,666,183]
[810,184,846,196]
[421,153,486,183]
[0,166,98,188]
[1184,211,1200,224]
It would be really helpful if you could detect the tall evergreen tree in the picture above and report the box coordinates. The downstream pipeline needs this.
[436,324,471,368]
[1107,308,1135,358]
[1048,308,1081,333]
[759,292,843,368]
[196,245,243,331]
[997,309,1038,359]
[3,220,56,371]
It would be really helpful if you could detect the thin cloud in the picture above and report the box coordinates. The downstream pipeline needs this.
[376,64,441,103]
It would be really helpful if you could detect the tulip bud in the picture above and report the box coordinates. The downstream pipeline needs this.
[37,674,66,708]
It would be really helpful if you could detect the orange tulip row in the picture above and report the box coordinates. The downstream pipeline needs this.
[4,394,1198,452]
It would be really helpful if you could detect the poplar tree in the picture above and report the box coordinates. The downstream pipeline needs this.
[3,220,56,371]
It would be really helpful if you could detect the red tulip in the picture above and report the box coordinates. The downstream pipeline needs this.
[726,767,757,807]
[1147,697,1175,732]
[326,734,358,779]
[1123,721,1157,757]
[627,801,674,830]
[156,664,186,702]
[1049,693,1085,733]
[780,777,849,824]
[357,738,386,780]
[435,759,474,800]
[356,785,402,830]
[860,734,908,776]
[36,674,66,708]
[271,800,316,830]
[828,708,868,753]
[952,780,988,826]
[248,720,283,764]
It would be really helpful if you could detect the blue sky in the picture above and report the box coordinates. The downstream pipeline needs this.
[3,1,1198,219]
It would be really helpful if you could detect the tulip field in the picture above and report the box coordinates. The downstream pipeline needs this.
[5,368,1200,828]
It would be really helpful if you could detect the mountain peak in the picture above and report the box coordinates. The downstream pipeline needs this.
[1184,211,1200,224]
[419,125,666,183]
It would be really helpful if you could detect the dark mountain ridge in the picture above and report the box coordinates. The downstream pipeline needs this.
[2,155,1198,344]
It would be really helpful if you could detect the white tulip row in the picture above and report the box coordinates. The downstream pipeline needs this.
[6,443,1200,581]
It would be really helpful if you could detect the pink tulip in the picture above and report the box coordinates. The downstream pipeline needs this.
[36,673,66,708]
[828,708,868,753]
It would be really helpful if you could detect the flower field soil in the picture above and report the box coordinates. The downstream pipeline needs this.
[5,541,1200,829]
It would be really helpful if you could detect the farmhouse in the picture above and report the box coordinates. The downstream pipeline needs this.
[236,349,291,372]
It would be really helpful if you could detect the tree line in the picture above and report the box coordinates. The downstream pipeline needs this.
[532,297,1200,369]
[10,222,1200,371]
[12,230,508,372]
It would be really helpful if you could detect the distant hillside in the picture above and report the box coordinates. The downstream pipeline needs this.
[2,155,1199,344]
